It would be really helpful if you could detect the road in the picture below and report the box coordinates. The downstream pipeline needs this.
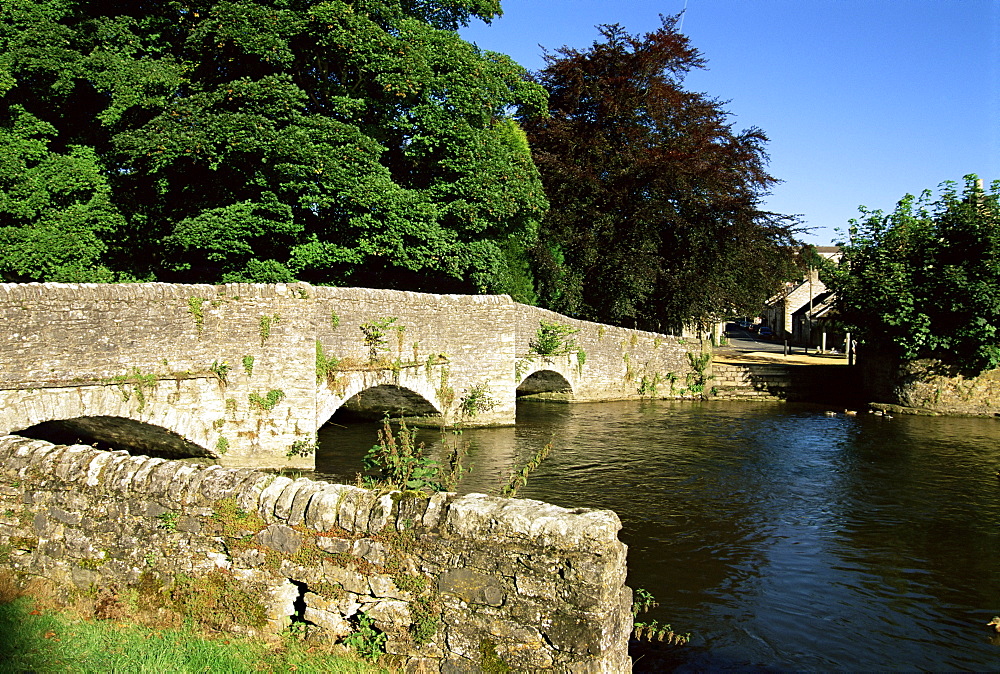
[717,328,850,365]
[723,328,788,354]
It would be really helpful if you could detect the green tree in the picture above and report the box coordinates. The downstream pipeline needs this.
[522,16,800,330]
[0,106,124,282]
[0,0,547,292]
[823,175,1000,374]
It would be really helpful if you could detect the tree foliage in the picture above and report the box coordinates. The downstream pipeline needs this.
[823,175,1000,374]
[0,0,547,296]
[522,16,800,330]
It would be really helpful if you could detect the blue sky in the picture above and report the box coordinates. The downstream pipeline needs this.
[461,0,999,246]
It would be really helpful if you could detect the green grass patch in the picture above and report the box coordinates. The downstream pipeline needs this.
[0,594,385,673]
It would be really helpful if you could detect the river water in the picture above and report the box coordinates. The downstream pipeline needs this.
[313,399,1000,671]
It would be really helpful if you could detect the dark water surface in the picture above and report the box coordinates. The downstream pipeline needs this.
[313,400,1000,671]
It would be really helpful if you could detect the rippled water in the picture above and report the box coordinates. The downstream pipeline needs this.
[313,400,1000,671]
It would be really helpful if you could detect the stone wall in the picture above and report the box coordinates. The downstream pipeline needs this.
[513,305,703,401]
[713,363,862,406]
[0,435,632,672]
[861,351,1000,416]
[0,282,321,468]
[1,282,699,467]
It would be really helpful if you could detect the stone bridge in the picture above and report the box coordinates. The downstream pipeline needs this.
[0,283,702,468]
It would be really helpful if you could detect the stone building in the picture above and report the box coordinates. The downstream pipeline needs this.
[761,246,842,347]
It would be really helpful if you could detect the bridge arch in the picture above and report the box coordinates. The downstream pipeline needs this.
[316,368,443,429]
[516,360,577,399]
[0,382,219,459]
[15,416,210,459]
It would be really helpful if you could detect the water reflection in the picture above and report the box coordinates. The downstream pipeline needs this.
[315,400,1000,671]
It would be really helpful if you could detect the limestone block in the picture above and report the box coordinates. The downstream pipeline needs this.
[145,459,184,496]
[54,445,104,482]
[255,523,303,556]
[315,535,352,555]
[320,561,369,595]
[336,486,378,533]
[367,573,405,599]
[113,455,153,494]
[422,491,451,530]
[394,492,429,531]
[368,492,396,533]
[258,475,294,522]
[234,472,272,513]
[198,467,246,501]
[181,465,223,505]
[352,538,387,567]
[303,484,350,531]
[165,463,201,503]
[303,606,353,638]
[273,477,312,521]
[263,577,299,630]
[288,481,328,526]
[131,457,167,489]
[437,569,504,607]
[364,599,411,629]
[304,590,361,618]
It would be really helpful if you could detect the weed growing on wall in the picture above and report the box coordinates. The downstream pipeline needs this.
[459,381,498,418]
[631,588,690,646]
[409,595,441,645]
[248,389,285,412]
[638,373,667,396]
[315,341,341,387]
[109,367,158,412]
[529,320,579,356]
[343,613,386,662]
[360,317,400,362]
[258,314,280,346]
[187,297,206,333]
[664,371,678,394]
[241,355,254,377]
[686,352,712,394]
[210,360,231,385]
[286,439,316,458]
[215,437,229,455]
[330,311,340,329]
[169,570,269,632]
[156,511,180,531]
[436,367,455,412]
[622,353,635,382]
[514,355,535,380]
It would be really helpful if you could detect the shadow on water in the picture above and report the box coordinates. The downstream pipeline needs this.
[315,399,1000,671]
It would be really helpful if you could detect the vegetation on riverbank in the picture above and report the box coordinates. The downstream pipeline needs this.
[824,175,1000,375]
[0,570,385,673]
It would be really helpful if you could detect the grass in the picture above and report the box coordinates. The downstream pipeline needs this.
[0,573,388,674]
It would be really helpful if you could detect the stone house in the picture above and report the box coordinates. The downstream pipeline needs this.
[762,246,841,346]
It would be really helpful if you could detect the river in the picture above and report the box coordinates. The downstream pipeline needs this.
[313,399,1000,671]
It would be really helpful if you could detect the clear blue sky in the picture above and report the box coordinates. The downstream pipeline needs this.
[461,0,999,246]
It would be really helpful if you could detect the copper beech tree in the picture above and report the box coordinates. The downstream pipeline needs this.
[523,16,800,330]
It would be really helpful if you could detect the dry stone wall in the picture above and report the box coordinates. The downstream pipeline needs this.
[0,434,632,672]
